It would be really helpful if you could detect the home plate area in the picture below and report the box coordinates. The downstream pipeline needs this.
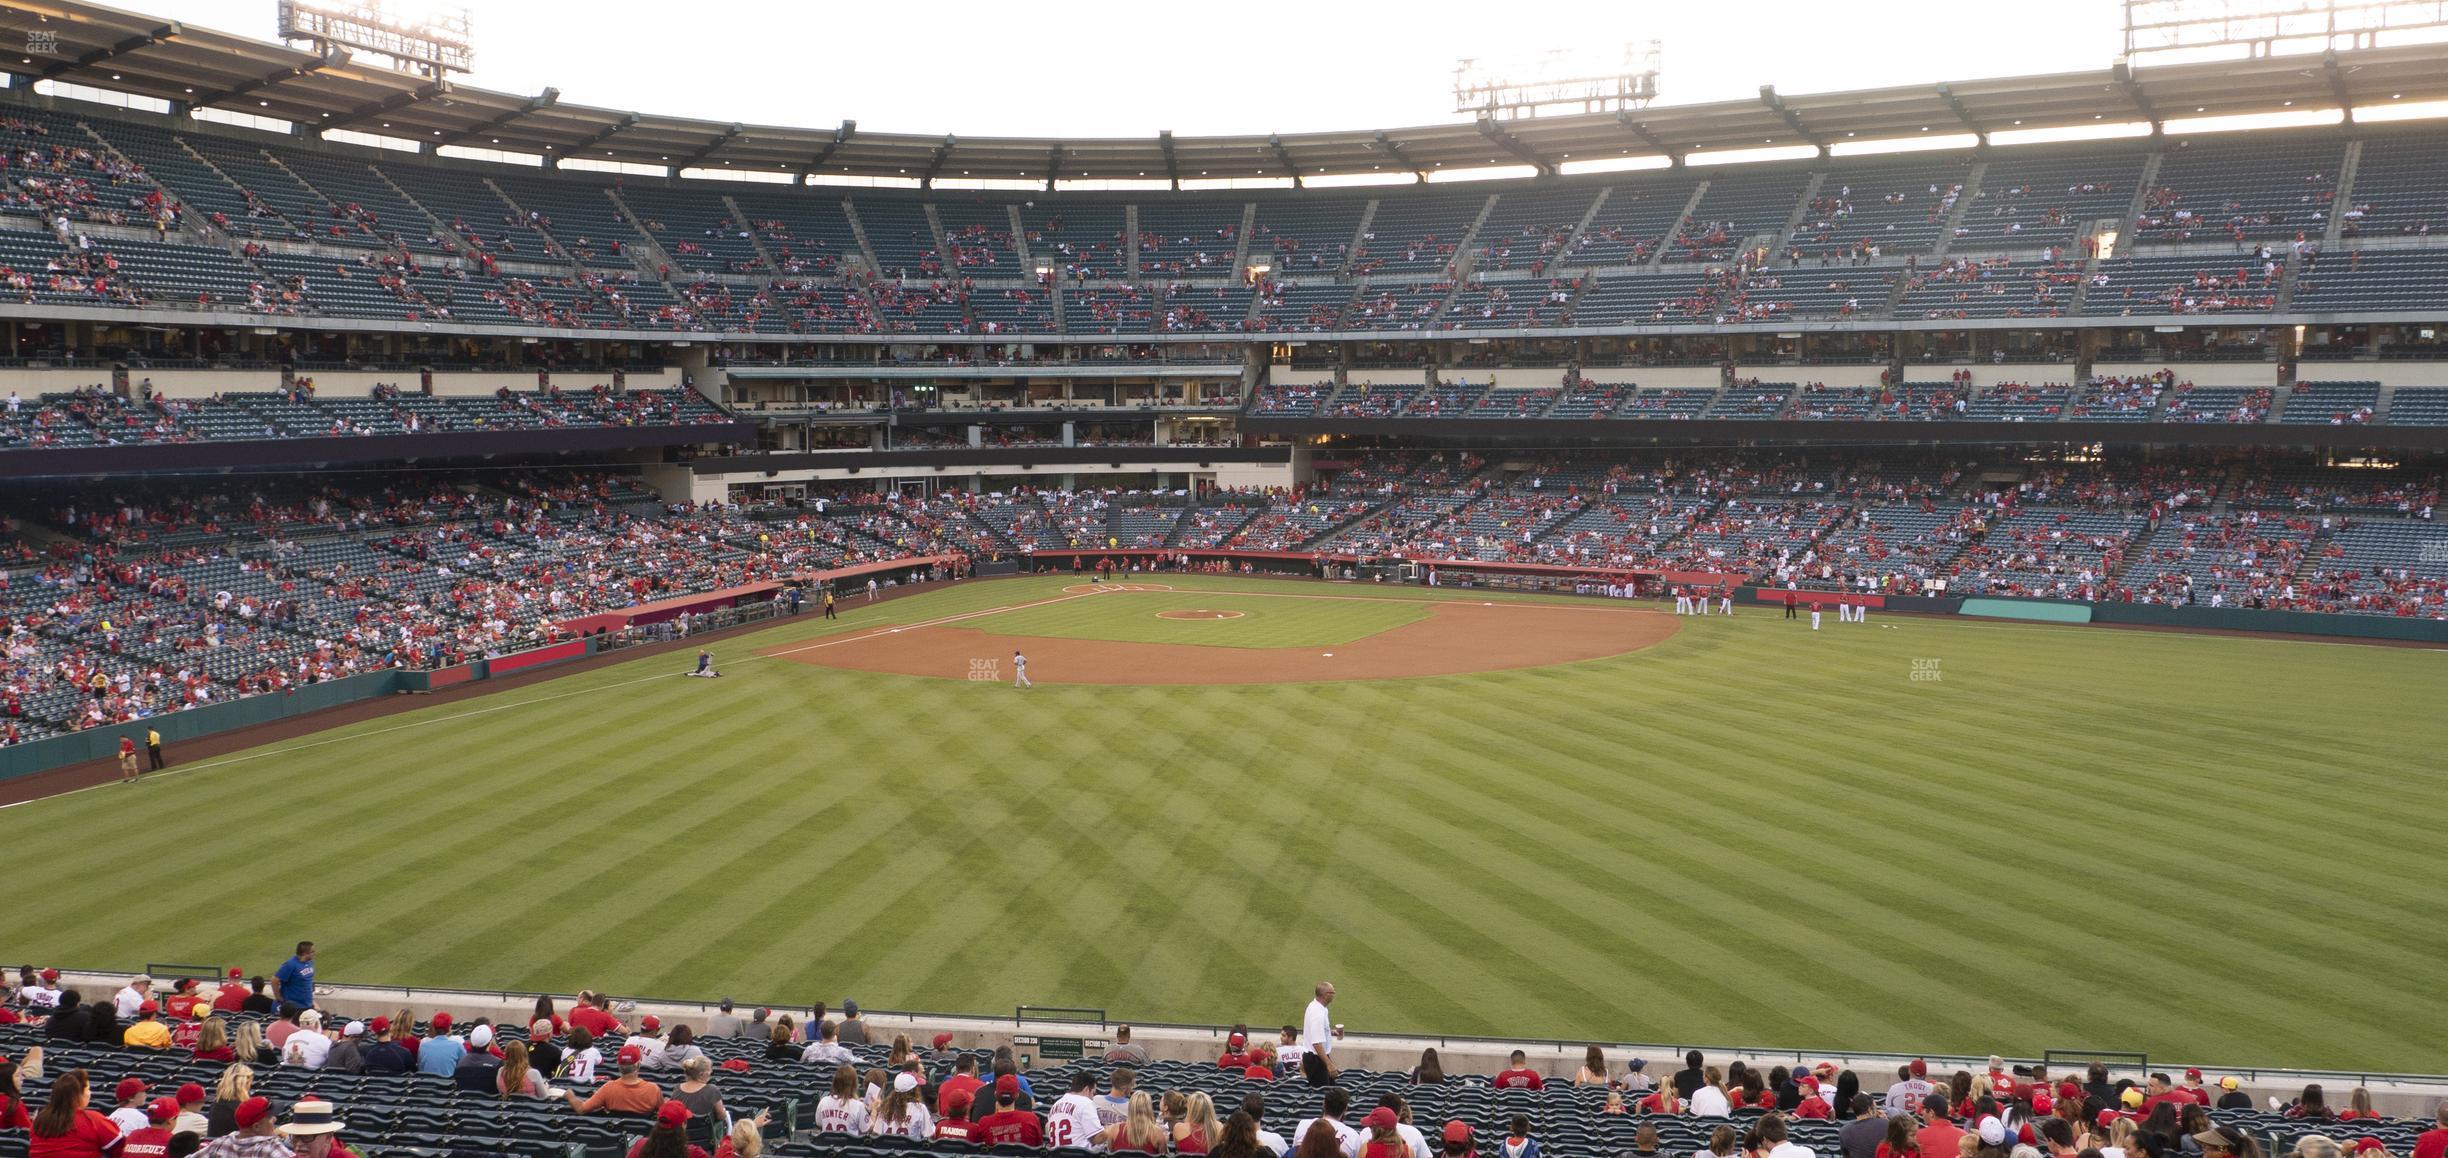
[769,586,1678,685]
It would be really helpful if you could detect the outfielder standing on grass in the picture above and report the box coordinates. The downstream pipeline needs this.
[1012,650,1032,689]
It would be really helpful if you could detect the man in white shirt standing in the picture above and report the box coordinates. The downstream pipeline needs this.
[1299,981,1341,1083]
[1045,1071,1107,1150]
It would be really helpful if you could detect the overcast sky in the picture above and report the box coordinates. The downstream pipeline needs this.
[125,0,2133,137]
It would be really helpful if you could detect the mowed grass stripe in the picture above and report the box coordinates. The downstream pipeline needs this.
[1,576,2442,1070]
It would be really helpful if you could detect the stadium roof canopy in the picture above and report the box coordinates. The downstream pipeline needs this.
[10,0,2448,185]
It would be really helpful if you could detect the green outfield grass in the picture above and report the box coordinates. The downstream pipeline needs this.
[4,573,2443,1071]
[965,586,1430,648]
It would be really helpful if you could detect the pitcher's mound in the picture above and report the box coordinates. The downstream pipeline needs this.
[1156,609,1247,620]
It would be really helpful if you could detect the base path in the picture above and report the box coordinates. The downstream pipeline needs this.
[773,596,1679,684]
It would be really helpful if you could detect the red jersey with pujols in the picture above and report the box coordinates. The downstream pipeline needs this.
[975,1111,1043,1147]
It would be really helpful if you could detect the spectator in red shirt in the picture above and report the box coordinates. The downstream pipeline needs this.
[0,1059,32,1131]
[1876,1116,1920,1158]
[568,991,623,1038]
[932,1092,979,1144]
[120,1100,177,1158]
[936,1054,983,1120]
[1360,1109,1408,1158]
[211,970,249,1014]
[1219,1030,1253,1070]
[29,1070,121,1158]
[1916,1094,1966,1158]
[974,1075,1042,1146]
[2409,1105,2448,1158]
[1494,1051,1545,1090]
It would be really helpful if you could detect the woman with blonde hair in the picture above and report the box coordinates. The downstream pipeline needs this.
[206,1064,255,1136]
[2339,1089,2376,1121]
[715,1117,763,1158]
[1110,1091,1168,1154]
[496,1040,546,1098]
[231,1020,270,1066]
[191,1017,234,1063]
[1175,1092,1222,1154]
[885,1034,919,1071]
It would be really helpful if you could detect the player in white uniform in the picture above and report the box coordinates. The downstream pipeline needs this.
[1718,587,1733,615]
[1046,1073,1108,1149]
[1673,587,1692,615]
[1012,650,1032,689]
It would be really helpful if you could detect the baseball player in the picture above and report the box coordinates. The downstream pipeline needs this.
[689,649,722,678]
[1810,601,1824,631]
[1693,585,1710,615]
[1673,586,1692,615]
[1011,650,1032,689]
[1718,585,1734,616]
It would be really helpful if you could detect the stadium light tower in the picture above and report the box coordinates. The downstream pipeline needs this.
[276,0,474,77]
[1453,40,1661,120]
[2122,0,2448,65]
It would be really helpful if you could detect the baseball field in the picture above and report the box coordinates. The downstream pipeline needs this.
[4,572,2443,1071]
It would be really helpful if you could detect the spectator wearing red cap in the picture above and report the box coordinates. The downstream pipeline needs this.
[927,1032,958,1062]
[932,1090,980,1144]
[814,1067,870,1135]
[197,1096,284,1158]
[416,1016,463,1078]
[362,1019,411,1075]
[1494,1051,1545,1091]
[120,1099,179,1158]
[211,970,248,1014]
[567,1046,663,1115]
[31,1071,122,1158]
[626,1101,710,1158]
[1220,1029,1254,1070]
[105,1077,153,1136]
[122,1003,172,1050]
[1359,1108,1408,1158]
[1887,1062,1937,1117]
[975,1074,1043,1146]
[1441,1120,1476,1158]
[936,1053,984,1121]
[170,1084,208,1138]
[159,980,205,1022]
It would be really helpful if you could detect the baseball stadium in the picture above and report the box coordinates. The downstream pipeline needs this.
[0,2,2445,1158]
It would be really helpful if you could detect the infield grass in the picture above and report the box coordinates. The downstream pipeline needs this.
[963,586,1430,648]
[2,573,2443,1072]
